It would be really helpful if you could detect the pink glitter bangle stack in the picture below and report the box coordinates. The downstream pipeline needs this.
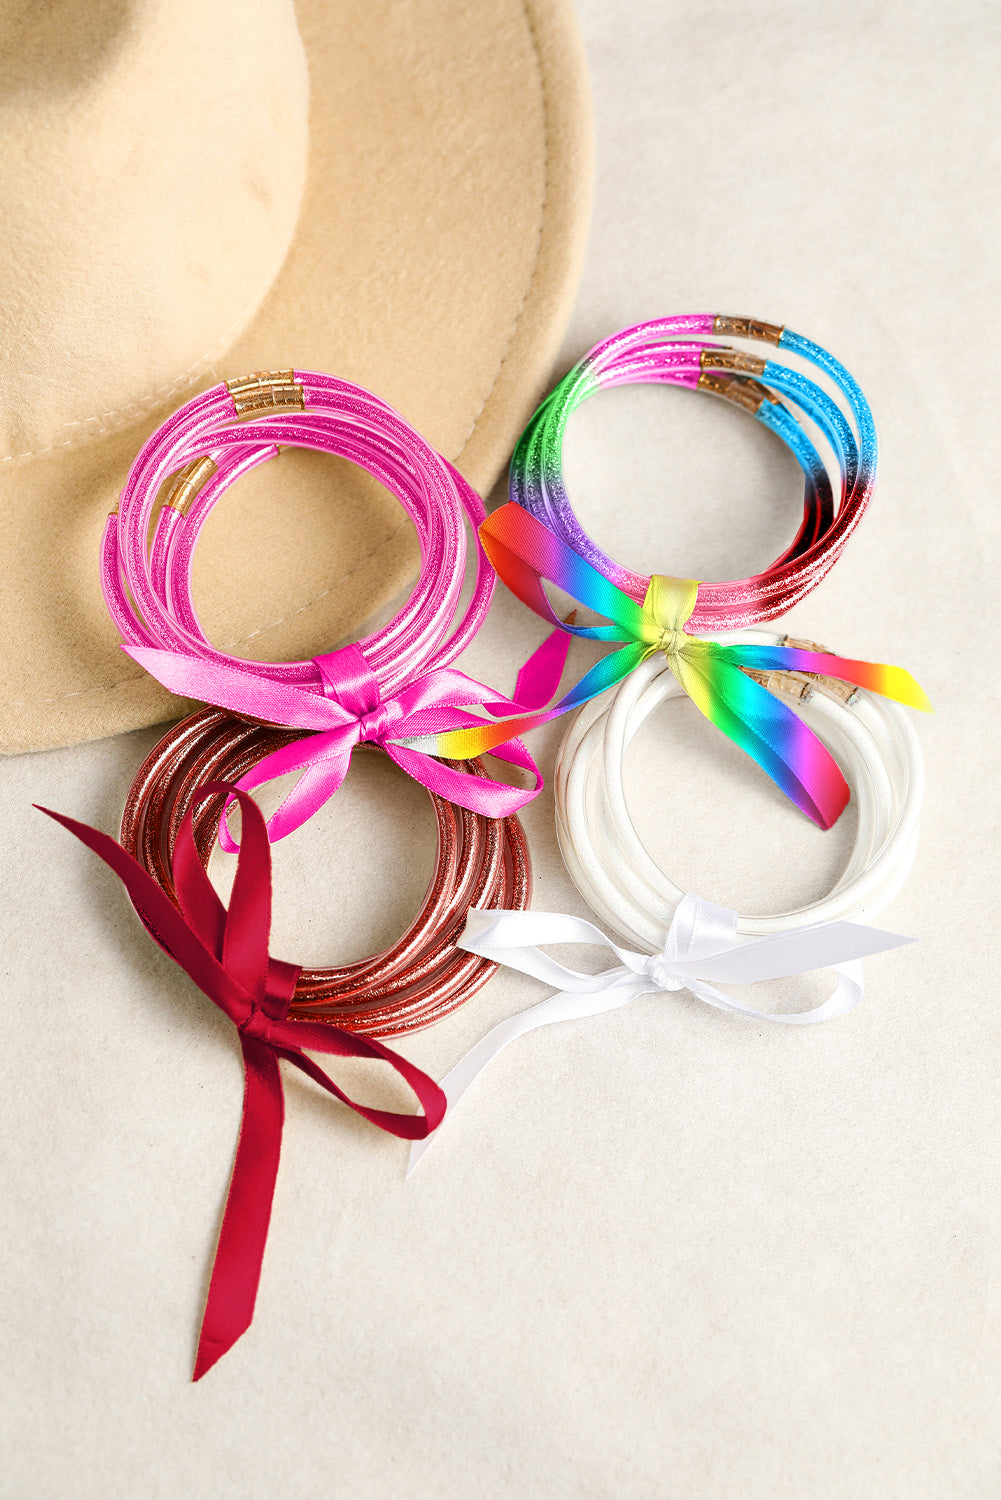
[101,370,494,693]
[100,370,572,845]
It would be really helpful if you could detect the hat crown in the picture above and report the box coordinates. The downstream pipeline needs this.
[0,0,309,458]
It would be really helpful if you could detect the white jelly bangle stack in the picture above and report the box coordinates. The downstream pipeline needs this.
[554,632,924,949]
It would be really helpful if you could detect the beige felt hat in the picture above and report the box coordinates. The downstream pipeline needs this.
[0,0,592,753]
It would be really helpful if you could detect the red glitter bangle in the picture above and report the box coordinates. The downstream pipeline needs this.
[120,708,531,1036]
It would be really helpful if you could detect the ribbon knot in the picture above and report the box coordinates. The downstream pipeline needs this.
[237,1001,277,1045]
[645,954,685,991]
[38,784,446,1381]
[357,701,395,743]
[314,643,402,745]
[655,628,686,658]
[473,503,931,832]
[407,894,914,1172]
[639,574,701,662]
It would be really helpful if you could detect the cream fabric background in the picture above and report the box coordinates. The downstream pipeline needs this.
[0,0,593,752]
[2,3,997,1496]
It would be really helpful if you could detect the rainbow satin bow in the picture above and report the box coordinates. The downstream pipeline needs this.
[38,785,446,1381]
[125,632,569,847]
[437,503,930,830]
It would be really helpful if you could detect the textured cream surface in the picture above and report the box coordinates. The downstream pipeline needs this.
[0,0,309,454]
[2,3,998,1498]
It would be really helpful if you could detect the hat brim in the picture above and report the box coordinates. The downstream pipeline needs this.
[0,0,592,753]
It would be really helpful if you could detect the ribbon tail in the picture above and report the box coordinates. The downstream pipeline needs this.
[220,731,355,850]
[408,973,648,1175]
[674,920,915,985]
[122,646,336,729]
[730,645,931,714]
[546,639,651,715]
[193,1035,284,1381]
[508,626,571,709]
[672,647,850,829]
[464,627,573,721]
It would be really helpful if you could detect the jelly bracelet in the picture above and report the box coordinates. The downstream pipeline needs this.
[38,784,446,1380]
[119,708,532,1035]
[102,371,492,681]
[554,640,924,945]
[509,315,876,630]
[101,371,570,839]
[408,652,922,1169]
[436,507,930,831]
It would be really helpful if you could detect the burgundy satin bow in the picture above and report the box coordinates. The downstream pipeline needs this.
[123,631,569,848]
[38,784,446,1381]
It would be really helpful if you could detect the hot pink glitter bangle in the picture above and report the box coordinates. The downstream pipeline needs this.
[101,370,493,692]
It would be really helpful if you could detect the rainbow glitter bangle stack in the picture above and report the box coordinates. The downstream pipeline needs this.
[462,316,930,833]
[509,314,876,628]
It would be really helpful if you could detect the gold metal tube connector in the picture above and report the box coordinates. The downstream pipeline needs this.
[742,668,814,703]
[780,636,859,704]
[713,315,785,345]
[697,370,768,414]
[163,456,218,517]
[743,377,781,405]
[700,347,768,376]
[226,369,305,418]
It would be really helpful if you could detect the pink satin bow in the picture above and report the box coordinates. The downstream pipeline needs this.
[125,630,569,847]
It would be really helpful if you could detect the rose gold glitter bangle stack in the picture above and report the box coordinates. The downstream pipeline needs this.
[120,708,531,1036]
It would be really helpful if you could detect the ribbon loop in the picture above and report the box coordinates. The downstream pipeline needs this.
[313,642,384,717]
[38,785,446,1380]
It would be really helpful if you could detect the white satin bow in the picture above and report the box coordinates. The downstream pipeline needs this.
[407,894,912,1172]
